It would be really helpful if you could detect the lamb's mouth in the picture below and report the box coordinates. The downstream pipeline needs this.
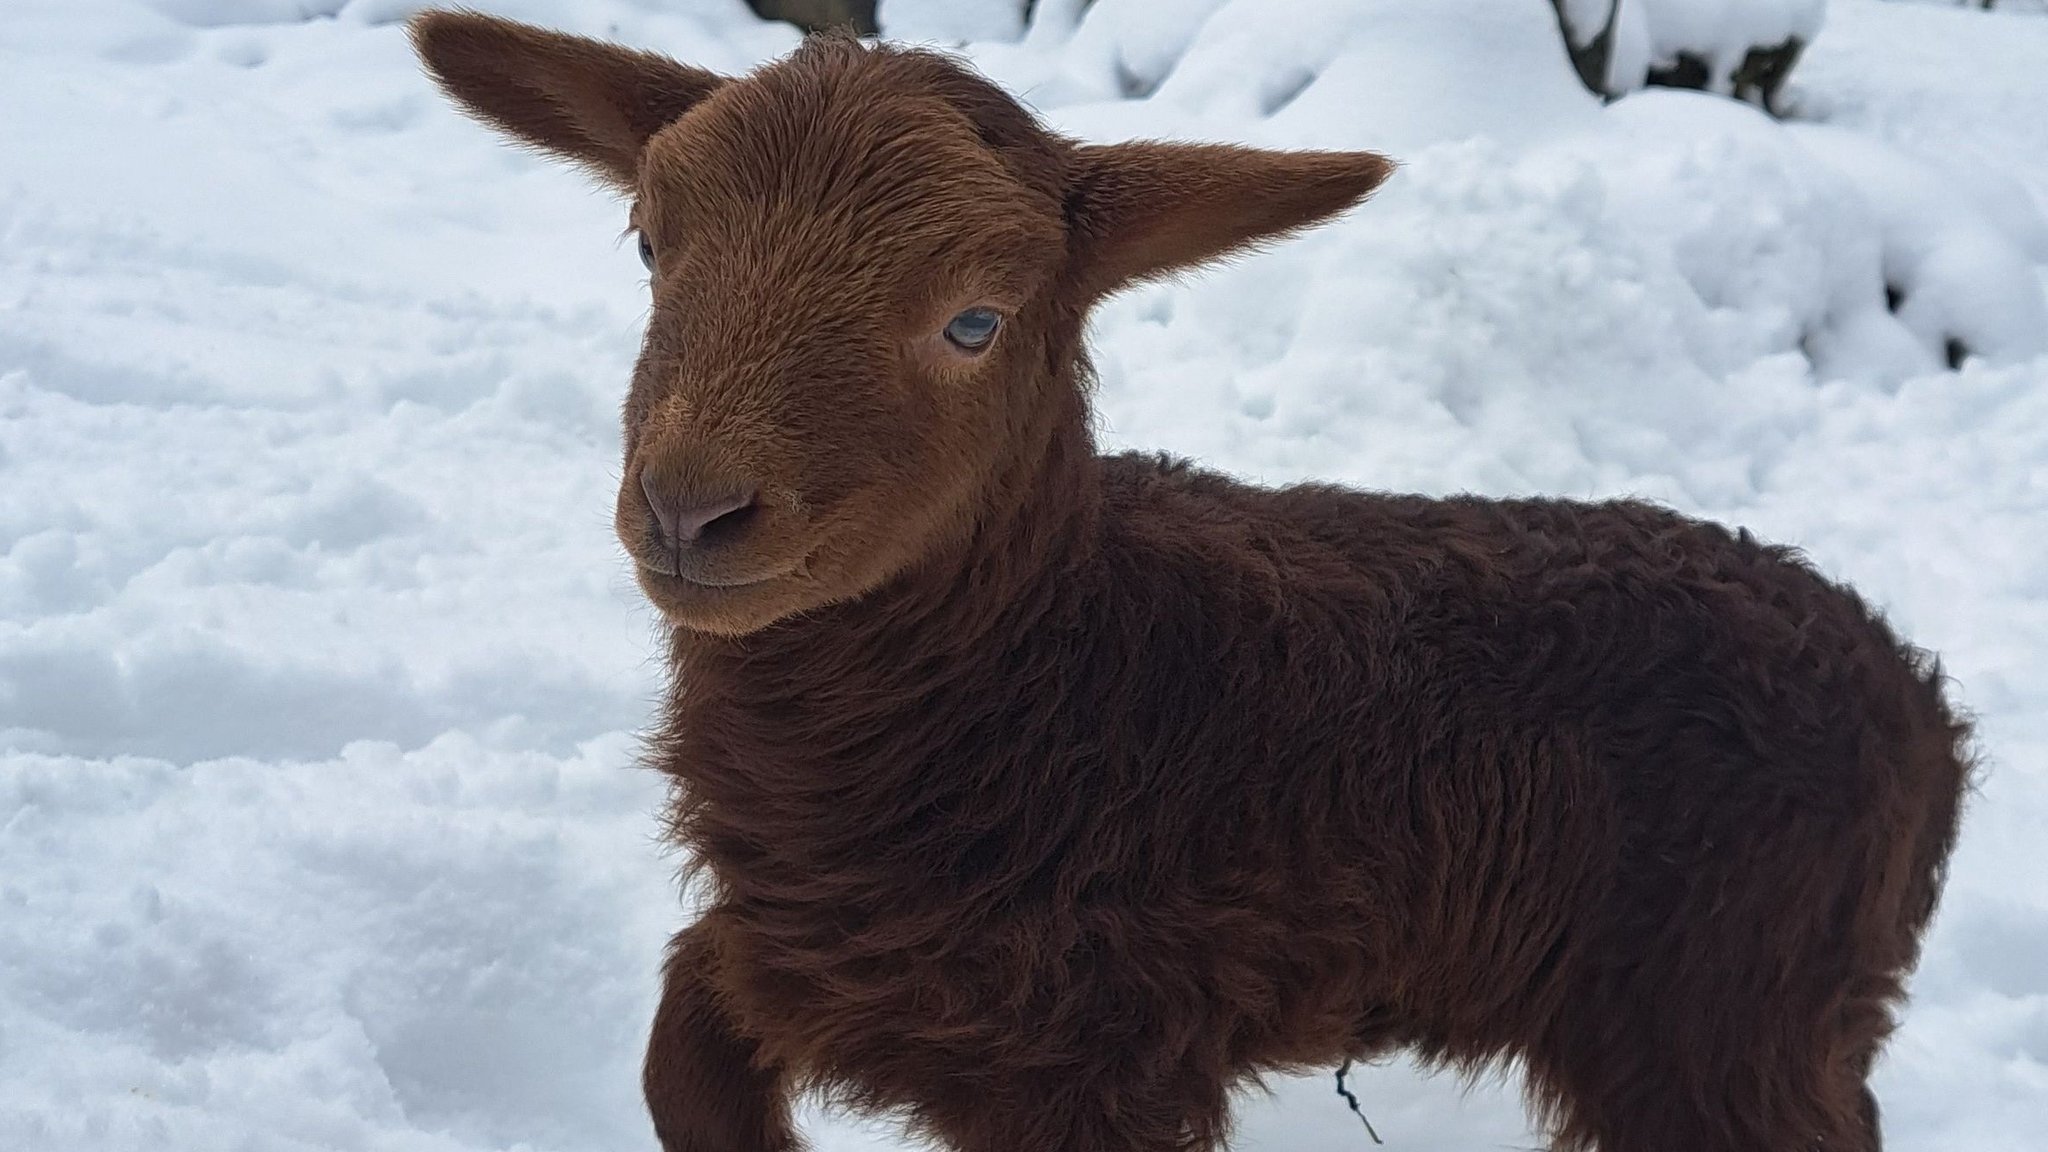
[635,561,786,590]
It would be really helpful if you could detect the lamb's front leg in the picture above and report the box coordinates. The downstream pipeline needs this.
[644,926,796,1152]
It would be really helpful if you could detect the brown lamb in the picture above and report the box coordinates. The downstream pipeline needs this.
[411,13,1973,1152]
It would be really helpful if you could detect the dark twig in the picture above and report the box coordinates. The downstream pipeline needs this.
[1335,1059,1384,1144]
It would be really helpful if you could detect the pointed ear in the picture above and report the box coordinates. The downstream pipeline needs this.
[1064,143,1395,294]
[409,10,725,188]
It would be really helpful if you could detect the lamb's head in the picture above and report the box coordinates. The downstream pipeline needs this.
[412,12,1393,635]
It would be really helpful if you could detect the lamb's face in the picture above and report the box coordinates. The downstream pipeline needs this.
[411,11,1393,637]
[615,47,1068,635]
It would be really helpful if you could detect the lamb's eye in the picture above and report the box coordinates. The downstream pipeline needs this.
[943,307,1001,352]
[636,231,656,273]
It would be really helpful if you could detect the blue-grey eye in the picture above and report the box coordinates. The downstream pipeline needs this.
[636,231,656,273]
[943,307,1001,352]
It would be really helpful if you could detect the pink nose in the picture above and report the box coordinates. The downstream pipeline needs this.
[641,473,757,549]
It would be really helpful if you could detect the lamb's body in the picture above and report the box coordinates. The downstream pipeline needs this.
[411,17,1972,1150]
[659,450,1967,1152]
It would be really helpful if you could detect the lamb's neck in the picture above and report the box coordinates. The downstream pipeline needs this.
[663,386,1104,818]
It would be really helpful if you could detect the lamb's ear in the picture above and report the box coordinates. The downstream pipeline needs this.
[1065,142,1395,295]
[409,10,724,188]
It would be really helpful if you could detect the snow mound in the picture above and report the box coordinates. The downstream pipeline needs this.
[974,0,1603,152]
[1554,0,1825,102]
[948,0,2048,390]
[1794,124,2048,368]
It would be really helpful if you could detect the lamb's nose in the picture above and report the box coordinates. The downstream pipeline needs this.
[642,473,757,549]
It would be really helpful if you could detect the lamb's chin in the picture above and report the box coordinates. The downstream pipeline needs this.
[637,569,807,636]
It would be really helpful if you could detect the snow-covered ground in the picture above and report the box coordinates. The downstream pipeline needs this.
[3,1,2044,1149]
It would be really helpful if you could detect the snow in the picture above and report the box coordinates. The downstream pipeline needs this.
[1637,0,1827,72]
[1552,0,1828,94]
[3,1,2046,1150]
[876,0,1023,43]
[1883,0,2048,12]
